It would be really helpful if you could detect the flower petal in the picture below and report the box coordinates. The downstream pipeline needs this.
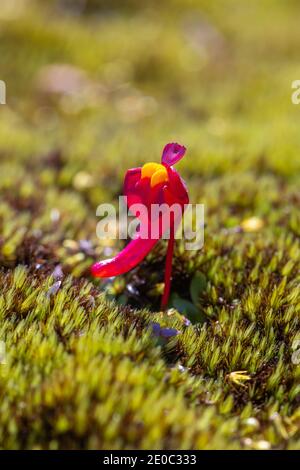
[166,166,189,204]
[123,167,142,208]
[91,236,158,277]
[161,143,186,166]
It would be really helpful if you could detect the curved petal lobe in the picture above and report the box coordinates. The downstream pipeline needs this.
[161,143,186,166]
[91,236,158,277]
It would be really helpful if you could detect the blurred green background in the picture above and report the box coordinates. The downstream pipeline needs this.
[1,0,300,175]
[1,0,300,272]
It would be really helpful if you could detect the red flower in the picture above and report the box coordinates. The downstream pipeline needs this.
[91,143,189,309]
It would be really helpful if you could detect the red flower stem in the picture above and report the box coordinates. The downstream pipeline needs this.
[161,220,175,310]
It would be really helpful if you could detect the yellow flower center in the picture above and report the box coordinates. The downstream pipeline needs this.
[141,162,168,188]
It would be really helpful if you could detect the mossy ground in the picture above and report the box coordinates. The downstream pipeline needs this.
[0,0,299,449]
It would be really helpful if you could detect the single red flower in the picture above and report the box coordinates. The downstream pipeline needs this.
[91,143,189,309]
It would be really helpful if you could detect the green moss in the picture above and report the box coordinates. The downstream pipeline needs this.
[0,0,299,450]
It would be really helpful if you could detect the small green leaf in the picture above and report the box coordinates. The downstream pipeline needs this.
[171,294,205,324]
[116,294,128,306]
[190,271,207,306]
